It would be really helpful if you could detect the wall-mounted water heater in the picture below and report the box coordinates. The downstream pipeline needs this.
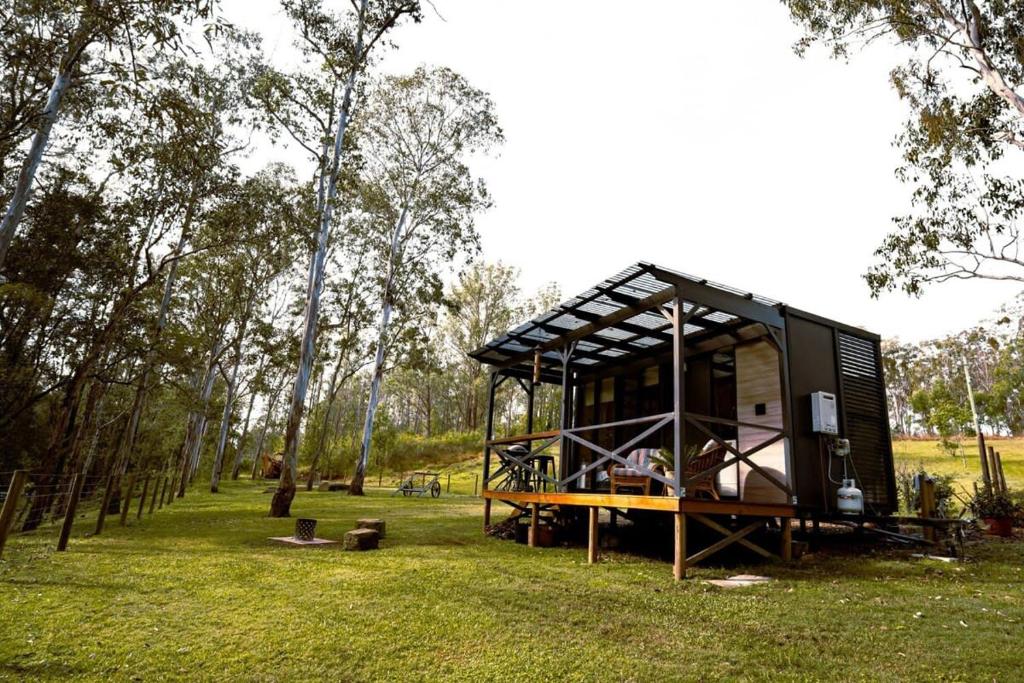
[810,391,838,435]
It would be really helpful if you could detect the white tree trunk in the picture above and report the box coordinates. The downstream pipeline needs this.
[251,381,283,479]
[210,348,243,492]
[351,207,408,493]
[177,338,223,496]
[270,0,370,517]
[0,12,93,272]
[230,366,262,480]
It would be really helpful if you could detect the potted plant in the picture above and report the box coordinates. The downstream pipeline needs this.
[969,489,1019,537]
[651,445,702,495]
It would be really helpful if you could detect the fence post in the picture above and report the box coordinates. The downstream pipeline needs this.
[57,473,85,551]
[149,469,161,514]
[119,473,137,527]
[0,470,29,560]
[993,451,1007,493]
[158,471,169,510]
[137,472,151,520]
[94,474,117,535]
[473,474,479,497]
[919,477,936,543]
[446,473,451,494]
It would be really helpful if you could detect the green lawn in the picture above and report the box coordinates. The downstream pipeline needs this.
[893,438,1024,493]
[1,480,1022,681]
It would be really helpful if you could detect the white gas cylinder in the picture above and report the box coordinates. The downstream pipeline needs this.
[837,479,864,514]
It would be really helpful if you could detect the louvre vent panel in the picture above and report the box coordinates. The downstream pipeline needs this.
[838,333,892,507]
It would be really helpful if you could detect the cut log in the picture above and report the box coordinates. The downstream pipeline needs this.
[355,518,385,537]
[319,481,350,492]
[344,528,380,551]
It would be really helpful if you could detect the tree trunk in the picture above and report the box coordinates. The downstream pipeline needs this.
[113,204,194,475]
[306,356,344,490]
[270,0,369,517]
[230,371,260,480]
[0,13,93,273]
[350,207,408,495]
[251,382,282,479]
[177,338,223,497]
[210,349,242,492]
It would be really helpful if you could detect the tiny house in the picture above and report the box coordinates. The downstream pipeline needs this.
[469,262,896,578]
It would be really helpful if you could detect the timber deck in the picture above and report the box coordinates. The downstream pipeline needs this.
[482,489,796,517]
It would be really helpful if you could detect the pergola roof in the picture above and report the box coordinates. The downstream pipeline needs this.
[468,262,785,377]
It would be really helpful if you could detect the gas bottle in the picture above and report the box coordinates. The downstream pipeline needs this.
[837,479,864,514]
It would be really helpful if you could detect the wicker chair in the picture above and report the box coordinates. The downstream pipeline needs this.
[682,443,727,500]
[607,448,663,496]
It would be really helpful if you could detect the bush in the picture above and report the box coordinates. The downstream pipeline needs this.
[895,462,957,516]
[969,488,1021,519]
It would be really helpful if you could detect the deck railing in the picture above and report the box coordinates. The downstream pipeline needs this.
[484,410,791,499]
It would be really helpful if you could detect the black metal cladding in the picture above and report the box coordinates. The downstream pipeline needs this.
[837,332,896,509]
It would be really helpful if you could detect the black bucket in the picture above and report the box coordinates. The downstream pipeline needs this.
[295,518,317,541]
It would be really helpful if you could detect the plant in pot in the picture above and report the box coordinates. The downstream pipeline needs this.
[968,488,1019,537]
[651,445,702,495]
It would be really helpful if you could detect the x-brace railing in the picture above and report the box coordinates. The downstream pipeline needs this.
[683,411,792,496]
[486,436,561,491]
[558,412,676,490]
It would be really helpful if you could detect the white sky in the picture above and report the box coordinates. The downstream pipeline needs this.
[222,0,1024,343]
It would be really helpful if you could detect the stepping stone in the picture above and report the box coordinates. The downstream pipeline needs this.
[344,528,380,551]
[355,518,386,538]
[268,536,338,547]
[705,574,772,589]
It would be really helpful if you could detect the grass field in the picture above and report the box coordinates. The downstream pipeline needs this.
[1,477,1022,681]
[892,438,1024,493]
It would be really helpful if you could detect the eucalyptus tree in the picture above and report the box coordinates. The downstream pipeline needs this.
[263,0,422,517]
[0,0,223,272]
[303,263,374,489]
[784,1,1024,295]
[348,66,503,495]
[207,167,306,492]
[440,262,523,430]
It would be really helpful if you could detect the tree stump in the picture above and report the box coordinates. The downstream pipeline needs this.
[344,528,380,551]
[355,518,386,538]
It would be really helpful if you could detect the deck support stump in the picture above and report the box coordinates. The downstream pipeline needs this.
[483,498,492,531]
[780,517,792,561]
[674,511,687,580]
[528,503,539,548]
[587,506,599,564]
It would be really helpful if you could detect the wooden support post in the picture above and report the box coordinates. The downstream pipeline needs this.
[780,517,792,561]
[119,472,137,527]
[994,451,1007,493]
[446,473,451,494]
[987,446,1000,493]
[0,470,28,560]
[528,503,539,548]
[473,475,479,497]
[94,474,117,535]
[57,473,85,552]
[674,511,687,580]
[483,498,492,531]
[920,478,936,543]
[587,506,599,564]
[136,472,151,520]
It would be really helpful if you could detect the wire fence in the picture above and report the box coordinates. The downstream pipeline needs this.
[0,467,182,561]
